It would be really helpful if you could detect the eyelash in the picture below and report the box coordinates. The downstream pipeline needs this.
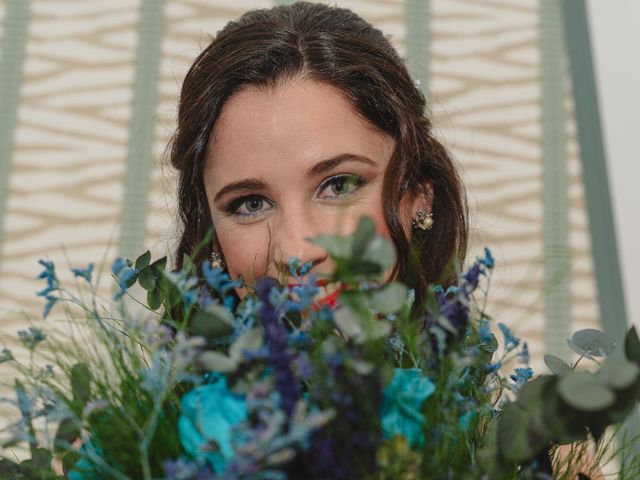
[222,174,367,219]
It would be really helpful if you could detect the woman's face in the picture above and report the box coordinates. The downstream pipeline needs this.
[204,78,425,295]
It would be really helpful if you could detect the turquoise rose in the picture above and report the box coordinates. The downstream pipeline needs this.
[178,375,247,473]
[380,368,435,448]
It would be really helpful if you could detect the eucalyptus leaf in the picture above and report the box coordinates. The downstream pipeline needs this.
[230,328,263,361]
[198,350,237,373]
[351,217,376,257]
[347,359,375,375]
[368,320,392,341]
[543,354,572,376]
[134,250,151,270]
[625,327,640,364]
[333,306,364,340]
[596,358,639,390]
[137,266,155,290]
[147,287,162,310]
[567,329,616,358]
[370,282,408,315]
[361,236,395,272]
[309,234,352,259]
[191,304,235,339]
[498,377,553,463]
[557,372,615,411]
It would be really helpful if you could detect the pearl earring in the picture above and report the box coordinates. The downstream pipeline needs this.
[211,251,226,269]
[412,210,434,231]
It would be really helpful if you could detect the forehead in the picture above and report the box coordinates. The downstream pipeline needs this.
[205,78,394,185]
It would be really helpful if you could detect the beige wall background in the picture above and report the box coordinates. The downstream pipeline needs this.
[0,0,611,380]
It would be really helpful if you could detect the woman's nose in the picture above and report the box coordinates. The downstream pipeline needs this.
[271,214,329,277]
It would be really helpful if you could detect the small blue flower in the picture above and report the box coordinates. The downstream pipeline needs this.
[479,247,495,269]
[42,294,58,319]
[498,322,520,351]
[202,260,240,297]
[36,259,60,317]
[178,375,247,474]
[0,348,13,363]
[478,320,493,344]
[510,367,534,386]
[487,361,502,373]
[288,256,313,278]
[111,257,137,300]
[37,259,58,291]
[18,327,46,350]
[445,286,460,296]
[380,368,436,448]
[71,263,94,283]
[458,410,477,432]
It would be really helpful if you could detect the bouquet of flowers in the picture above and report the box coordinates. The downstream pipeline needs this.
[1,217,639,479]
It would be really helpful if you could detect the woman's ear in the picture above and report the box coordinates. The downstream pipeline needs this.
[400,181,434,235]
[408,181,434,219]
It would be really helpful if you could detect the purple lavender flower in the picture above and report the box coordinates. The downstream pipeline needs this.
[255,278,301,418]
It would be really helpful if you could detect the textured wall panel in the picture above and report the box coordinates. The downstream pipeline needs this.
[0,0,140,324]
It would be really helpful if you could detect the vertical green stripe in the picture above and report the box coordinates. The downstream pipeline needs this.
[0,0,30,254]
[561,0,628,353]
[540,0,571,358]
[405,0,431,96]
[561,0,640,460]
[118,0,165,258]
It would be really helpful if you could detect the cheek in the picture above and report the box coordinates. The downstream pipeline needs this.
[216,227,269,289]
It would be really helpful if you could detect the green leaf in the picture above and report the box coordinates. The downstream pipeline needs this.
[370,282,408,315]
[54,418,79,453]
[308,234,352,259]
[498,377,554,463]
[625,327,640,364]
[30,447,52,470]
[198,350,237,373]
[557,372,616,411]
[543,354,572,376]
[190,304,235,339]
[369,320,392,340]
[70,363,91,404]
[347,359,374,375]
[0,459,20,477]
[567,328,616,358]
[135,250,151,270]
[147,287,162,310]
[351,217,376,257]
[138,266,155,290]
[361,236,395,272]
[597,358,640,390]
[230,329,263,360]
[333,306,364,340]
[151,256,167,271]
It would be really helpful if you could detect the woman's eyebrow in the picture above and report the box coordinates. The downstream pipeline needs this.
[305,153,376,179]
[213,178,266,203]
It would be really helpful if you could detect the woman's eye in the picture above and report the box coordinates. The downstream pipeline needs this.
[318,174,365,200]
[227,195,272,218]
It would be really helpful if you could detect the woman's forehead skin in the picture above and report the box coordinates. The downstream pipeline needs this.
[204,78,394,196]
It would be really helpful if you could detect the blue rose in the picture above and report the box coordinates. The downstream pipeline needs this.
[178,375,247,473]
[380,368,435,448]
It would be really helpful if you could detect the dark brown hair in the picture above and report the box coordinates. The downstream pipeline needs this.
[170,2,467,305]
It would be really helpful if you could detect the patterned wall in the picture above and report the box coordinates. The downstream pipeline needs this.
[0,0,604,378]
